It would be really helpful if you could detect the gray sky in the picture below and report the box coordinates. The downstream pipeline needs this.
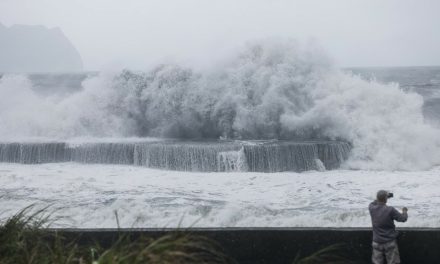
[1,0,439,70]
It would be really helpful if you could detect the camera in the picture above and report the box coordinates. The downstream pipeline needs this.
[387,192,394,198]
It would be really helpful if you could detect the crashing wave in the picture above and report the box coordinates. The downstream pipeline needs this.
[0,39,439,170]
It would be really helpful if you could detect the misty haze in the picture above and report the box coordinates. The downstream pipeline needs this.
[0,23,82,72]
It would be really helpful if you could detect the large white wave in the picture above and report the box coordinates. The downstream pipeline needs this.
[0,39,439,170]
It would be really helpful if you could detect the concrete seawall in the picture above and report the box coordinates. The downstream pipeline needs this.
[53,228,440,263]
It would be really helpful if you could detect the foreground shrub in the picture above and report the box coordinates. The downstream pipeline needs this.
[0,206,235,264]
[0,206,354,264]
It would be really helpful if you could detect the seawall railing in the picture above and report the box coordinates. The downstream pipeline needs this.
[52,227,440,263]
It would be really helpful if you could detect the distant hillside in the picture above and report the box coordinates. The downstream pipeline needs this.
[0,23,83,72]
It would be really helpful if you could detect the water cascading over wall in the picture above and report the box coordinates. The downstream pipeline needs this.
[0,142,67,164]
[69,143,135,164]
[133,142,245,172]
[242,142,351,172]
[0,141,351,172]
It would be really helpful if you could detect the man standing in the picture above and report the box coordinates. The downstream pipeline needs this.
[369,190,408,264]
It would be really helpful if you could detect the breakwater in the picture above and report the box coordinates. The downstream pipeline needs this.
[0,140,351,172]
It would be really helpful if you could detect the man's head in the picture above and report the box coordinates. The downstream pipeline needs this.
[377,190,389,203]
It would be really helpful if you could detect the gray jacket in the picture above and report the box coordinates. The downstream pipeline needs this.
[369,200,408,243]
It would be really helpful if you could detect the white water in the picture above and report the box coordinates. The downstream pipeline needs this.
[1,39,440,228]
[1,40,439,170]
[1,163,439,228]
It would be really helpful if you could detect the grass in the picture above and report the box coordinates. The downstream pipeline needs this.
[0,206,236,264]
[0,205,86,264]
[0,206,355,264]
[95,233,236,264]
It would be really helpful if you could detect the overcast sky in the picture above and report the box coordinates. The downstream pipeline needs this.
[1,0,439,70]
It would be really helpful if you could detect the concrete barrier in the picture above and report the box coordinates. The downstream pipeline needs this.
[52,227,440,263]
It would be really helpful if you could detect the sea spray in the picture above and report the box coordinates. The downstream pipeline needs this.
[0,39,439,170]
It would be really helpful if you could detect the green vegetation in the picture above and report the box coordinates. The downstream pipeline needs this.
[0,206,354,264]
[94,233,235,264]
[0,206,85,264]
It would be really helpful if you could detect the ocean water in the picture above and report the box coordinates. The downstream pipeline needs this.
[348,66,440,124]
[1,40,439,227]
[1,163,440,228]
